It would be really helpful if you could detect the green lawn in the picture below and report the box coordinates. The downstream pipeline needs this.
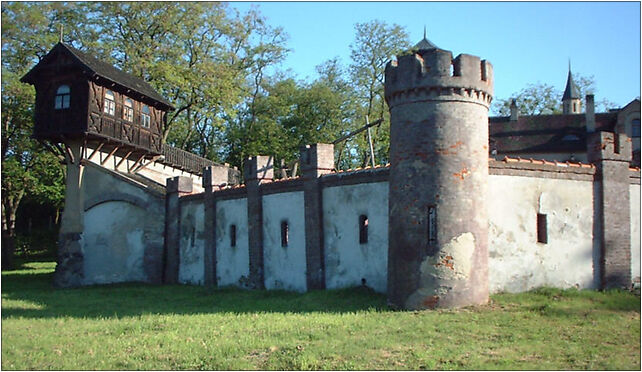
[2,261,640,370]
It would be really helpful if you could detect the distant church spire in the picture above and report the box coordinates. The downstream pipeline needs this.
[562,61,581,114]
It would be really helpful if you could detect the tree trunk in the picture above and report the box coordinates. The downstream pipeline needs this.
[1,209,17,270]
[2,190,24,270]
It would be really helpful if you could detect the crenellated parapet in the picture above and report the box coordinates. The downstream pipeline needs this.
[384,48,493,108]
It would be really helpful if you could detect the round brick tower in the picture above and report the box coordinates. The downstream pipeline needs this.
[385,40,493,310]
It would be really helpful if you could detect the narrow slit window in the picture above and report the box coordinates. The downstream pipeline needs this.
[54,85,70,109]
[230,225,236,247]
[428,206,437,245]
[123,98,134,122]
[141,105,151,128]
[537,213,548,244]
[359,215,368,244]
[104,90,115,116]
[281,220,289,247]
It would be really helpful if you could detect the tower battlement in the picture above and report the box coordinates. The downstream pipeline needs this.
[385,48,493,108]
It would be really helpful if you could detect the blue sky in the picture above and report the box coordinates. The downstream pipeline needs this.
[230,1,640,110]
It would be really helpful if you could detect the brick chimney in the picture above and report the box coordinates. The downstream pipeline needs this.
[585,94,595,133]
[510,99,519,121]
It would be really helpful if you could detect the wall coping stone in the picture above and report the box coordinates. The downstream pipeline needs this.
[321,166,390,187]
[261,177,305,195]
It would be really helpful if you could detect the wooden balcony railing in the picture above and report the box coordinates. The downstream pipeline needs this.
[160,144,214,175]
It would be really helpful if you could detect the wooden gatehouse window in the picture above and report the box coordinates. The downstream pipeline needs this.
[104,90,115,116]
[141,105,151,128]
[54,85,70,109]
[123,98,134,122]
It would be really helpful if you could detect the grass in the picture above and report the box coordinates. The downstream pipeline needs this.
[2,261,640,370]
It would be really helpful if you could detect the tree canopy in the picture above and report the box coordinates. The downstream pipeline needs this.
[1,2,624,266]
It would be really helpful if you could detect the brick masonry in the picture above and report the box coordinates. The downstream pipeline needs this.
[164,176,193,284]
[244,156,274,289]
[301,144,334,290]
[385,47,493,310]
[588,132,632,289]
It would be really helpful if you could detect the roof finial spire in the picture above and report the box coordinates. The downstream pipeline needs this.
[59,24,63,43]
[568,58,571,72]
[423,25,426,40]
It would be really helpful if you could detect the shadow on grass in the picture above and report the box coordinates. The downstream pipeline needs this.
[1,264,388,320]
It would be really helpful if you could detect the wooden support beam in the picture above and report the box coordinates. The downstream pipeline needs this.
[128,154,145,173]
[133,155,161,173]
[37,140,65,161]
[87,143,104,161]
[101,146,119,166]
[115,150,132,170]
[63,143,75,164]
[332,119,383,145]
[81,138,88,161]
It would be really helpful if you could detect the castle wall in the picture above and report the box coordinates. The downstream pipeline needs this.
[215,198,250,287]
[80,162,164,285]
[262,191,307,292]
[487,174,596,293]
[631,183,641,282]
[178,197,205,285]
[323,182,389,293]
[74,153,640,296]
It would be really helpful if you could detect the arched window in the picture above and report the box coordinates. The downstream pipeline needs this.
[123,98,134,122]
[103,90,115,116]
[632,119,641,138]
[141,105,151,128]
[54,85,70,109]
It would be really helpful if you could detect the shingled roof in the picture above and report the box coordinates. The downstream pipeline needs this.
[489,112,618,154]
[21,42,174,110]
[562,69,581,101]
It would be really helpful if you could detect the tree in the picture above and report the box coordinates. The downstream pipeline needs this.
[1,2,90,269]
[347,20,410,168]
[492,74,619,116]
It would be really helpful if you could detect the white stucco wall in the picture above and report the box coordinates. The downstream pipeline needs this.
[631,184,641,281]
[323,182,389,293]
[80,164,165,285]
[178,200,205,285]
[262,191,307,292]
[488,174,596,293]
[82,201,147,284]
[216,198,250,287]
